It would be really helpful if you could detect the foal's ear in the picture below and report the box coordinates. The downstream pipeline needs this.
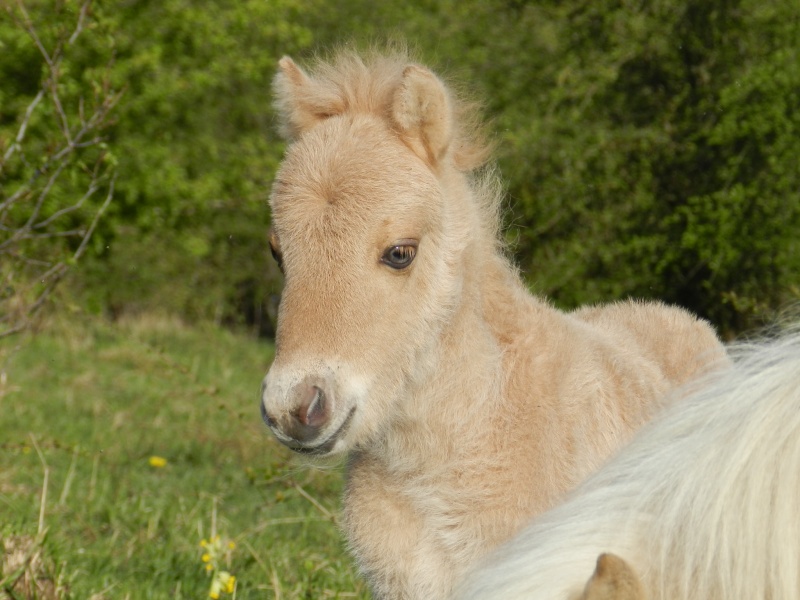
[272,56,344,140]
[391,65,453,167]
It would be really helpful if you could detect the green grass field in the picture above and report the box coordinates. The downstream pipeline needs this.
[0,313,368,599]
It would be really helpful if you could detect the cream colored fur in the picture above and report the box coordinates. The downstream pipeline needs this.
[454,332,800,600]
[261,49,727,599]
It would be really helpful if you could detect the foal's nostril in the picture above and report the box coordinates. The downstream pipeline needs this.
[295,386,327,427]
[284,383,332,444]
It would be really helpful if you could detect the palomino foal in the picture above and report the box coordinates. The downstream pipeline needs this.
[259,50,726,599]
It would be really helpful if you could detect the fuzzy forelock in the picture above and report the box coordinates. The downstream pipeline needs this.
[272,46,495,172]
[271,45,505,253]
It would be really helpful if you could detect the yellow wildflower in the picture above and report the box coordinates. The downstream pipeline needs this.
[148,455,167,468]
[201,532,237,596]
[212,571,235,596]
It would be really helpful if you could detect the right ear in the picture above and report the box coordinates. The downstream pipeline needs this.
[272,56,344,140]
[390,64,454,167]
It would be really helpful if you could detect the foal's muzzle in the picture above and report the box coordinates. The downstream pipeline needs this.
[261,374,349,455]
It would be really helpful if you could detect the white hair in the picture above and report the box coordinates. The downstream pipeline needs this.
[454,330,800,600]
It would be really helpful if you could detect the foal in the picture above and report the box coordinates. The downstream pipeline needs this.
[259,50,727,599]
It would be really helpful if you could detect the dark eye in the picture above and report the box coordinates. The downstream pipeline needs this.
[269,229,284,272]
[381,241,418,269]
[270,243,284,271]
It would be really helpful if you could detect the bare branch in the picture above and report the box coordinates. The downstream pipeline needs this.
[33,181,100,229]
[12,160,69,243]
[68,1,92,46]
[0,251,52,269]
[0,184,31,216]
[0,90,121,217]
[0,321,27,339]
[1,0,119,339]
[6,229,87,243]
[0,90,45,170]
[48,74,74,145]
[72,173,115,263]
[14,0,56,68]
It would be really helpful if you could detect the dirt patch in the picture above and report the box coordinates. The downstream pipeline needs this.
[1,534,62,600]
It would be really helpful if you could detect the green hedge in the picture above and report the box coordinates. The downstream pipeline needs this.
[3,0,797,337]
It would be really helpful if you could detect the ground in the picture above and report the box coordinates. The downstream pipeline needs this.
[0,312,366,599]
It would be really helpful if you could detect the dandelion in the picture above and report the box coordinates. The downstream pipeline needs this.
[148,455,167,468]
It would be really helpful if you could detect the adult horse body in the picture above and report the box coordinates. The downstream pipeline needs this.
[454,332,800,600]
[259,50,726,599]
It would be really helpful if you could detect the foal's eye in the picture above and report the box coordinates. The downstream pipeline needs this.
[268,229,284,273]
[270,243,284,272]
[381,241,418,270]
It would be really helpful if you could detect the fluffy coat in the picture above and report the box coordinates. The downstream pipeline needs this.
[260,49,727,599]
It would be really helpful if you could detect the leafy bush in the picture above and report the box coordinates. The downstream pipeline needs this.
[6,0,797,337]
[311,0,800,336]
[0,0,119,338]
[90,0,314,330]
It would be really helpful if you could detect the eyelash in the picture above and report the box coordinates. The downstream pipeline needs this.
[381,242,418,269]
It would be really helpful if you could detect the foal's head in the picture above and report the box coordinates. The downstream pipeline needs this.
[260,51,494,456]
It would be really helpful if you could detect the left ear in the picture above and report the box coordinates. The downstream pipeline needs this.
[272,56,345,141]
[390,65,454,167]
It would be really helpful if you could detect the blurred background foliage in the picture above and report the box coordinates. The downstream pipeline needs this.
[2,0,798,338]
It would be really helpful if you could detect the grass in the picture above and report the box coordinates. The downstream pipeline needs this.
[0,311,368,599]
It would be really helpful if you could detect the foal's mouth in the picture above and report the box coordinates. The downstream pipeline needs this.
[288,406,357,456]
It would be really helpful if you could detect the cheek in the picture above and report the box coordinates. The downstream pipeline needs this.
[412,238,464,328]
[274,248,458,382]
[369,256,461,376]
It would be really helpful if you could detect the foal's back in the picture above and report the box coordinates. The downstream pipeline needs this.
[574,300,728,386]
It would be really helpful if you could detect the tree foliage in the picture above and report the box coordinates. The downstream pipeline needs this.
[3,0,797,337]
[2,0,315,335]
[0,0,119,338]
[305,0,800,335]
